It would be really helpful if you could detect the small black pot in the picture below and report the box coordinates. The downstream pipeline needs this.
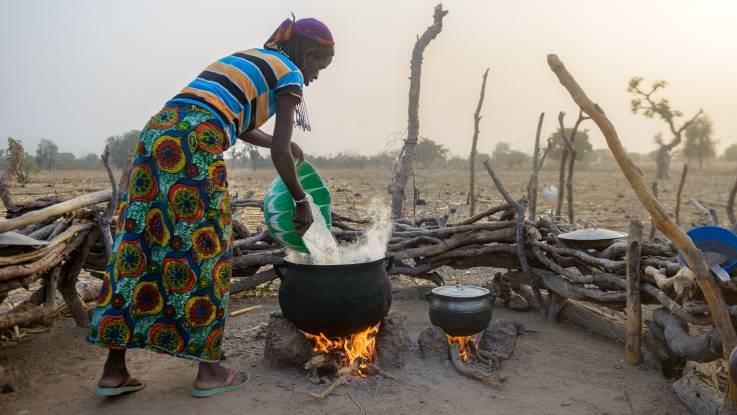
[427,285,493,336]
[275,256,393,337]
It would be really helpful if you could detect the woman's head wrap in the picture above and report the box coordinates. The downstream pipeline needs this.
[265,17,335,50]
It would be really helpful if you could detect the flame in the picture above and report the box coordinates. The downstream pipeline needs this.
[301,323,380,372]
[446,334,477,362]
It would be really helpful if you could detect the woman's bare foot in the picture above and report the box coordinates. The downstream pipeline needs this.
[193,362,248,390]
[97,349,139,388]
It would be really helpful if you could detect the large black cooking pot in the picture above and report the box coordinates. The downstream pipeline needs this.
[427,285,493,336]
[275,256,393,337]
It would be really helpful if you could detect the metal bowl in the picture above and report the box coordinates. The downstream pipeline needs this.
[557,228,628,251]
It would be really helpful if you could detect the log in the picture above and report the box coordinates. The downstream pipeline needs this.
[675,163,688,226]
[673,361,726,415]
[388,3,448,218]
[690,198,719,226]
[468,68,490,216]
[0,223,94,280]
[0,189,111,234]
[230,269,277,294]
[548,53,737,407]
[391,228,515,260]
[0,276,99,330]
[527,112,545,221]
[652,308,721,362]
[59,228,98,327]
[625,220,643,365]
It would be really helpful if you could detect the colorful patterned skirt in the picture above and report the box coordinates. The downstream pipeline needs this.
[87,102,233,362]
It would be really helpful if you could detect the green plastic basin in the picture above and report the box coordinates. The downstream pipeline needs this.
[263,161,332,253]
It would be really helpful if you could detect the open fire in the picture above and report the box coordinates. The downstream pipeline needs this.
[445,334,477,362]
[301,323,381,375]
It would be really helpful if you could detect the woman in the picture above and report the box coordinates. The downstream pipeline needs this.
[87,17,334,398]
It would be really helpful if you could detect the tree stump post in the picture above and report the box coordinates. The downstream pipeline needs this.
[388,4,448,218]
[625,220,643,365]
[468,68,489,216]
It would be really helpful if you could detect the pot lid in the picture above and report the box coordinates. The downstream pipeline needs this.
[431,285,489,298]
[558,228,627,242]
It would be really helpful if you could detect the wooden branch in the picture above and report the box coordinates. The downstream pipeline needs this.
[58,228,98,327]
[690,198,718,226]
[483,159,545,310]
[0,270,100,330]
[388,3,448,218]
[230,268,277,294]
[555,112,571,218]
[727,177,737,225]
[448,342,504,387]
[0,223,93,273]
[546,53,737,406]
[675,163,688,226]
[652,308,721,362]
[625,220,643,365]
[391,228,515,260]
[448,203,514,226]
[527,112,545,221]
[649,181,658,240]
[469,68,490,216]
[99,144,117,258]
[0,189,111,234]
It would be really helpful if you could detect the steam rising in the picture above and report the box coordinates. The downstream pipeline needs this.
[287,197,391,265]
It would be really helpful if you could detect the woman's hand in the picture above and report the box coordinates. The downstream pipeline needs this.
[293,200,314,236]
[290,142,304,163]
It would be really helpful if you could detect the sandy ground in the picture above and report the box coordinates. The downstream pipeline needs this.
[1,277,688,415]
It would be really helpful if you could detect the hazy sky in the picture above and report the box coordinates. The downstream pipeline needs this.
[1,0,736,158]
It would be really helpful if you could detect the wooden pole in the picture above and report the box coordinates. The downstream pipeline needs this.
[625,220,643,365]
[468,68,490,216]
[649,181,658,240]
[388,4,448,218]
[547,53,737,408]
[0,189,111,234]
[675,163,688,226]
[527,112,545,221]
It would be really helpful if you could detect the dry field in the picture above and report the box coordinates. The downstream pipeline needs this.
[9,164,736,231]
[2,165,735,414]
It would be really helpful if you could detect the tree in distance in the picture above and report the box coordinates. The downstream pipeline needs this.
[35,138,59,171]
[416,137,449,168]
[683,114,716,171]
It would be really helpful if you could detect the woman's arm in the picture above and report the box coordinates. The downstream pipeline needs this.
[239,129,304,162]
[270,94,313,235]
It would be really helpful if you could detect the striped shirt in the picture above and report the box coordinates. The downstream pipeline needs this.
[168,48,304,146]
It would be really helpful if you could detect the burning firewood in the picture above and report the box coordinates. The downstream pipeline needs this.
[448,342,506,387]
[309,359,360,400]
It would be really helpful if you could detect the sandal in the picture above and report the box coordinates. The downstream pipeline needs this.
[191,368,250,398]
[95,376,145,397]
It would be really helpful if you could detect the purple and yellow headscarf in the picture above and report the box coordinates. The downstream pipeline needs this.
[265,17,335,49]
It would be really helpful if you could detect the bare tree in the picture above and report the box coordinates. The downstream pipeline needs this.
[526,113,546,221]
[388,4,448,218]
[627,77,702,179]
[554,110,588,222]
[468,68,490,215]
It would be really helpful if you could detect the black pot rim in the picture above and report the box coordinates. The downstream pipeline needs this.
[280,255,387,270]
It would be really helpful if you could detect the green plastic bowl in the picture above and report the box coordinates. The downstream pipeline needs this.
[263,161,332,253]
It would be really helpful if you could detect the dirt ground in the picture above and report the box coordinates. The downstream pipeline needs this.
[2,165,734,414]
[1,277,688,415]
